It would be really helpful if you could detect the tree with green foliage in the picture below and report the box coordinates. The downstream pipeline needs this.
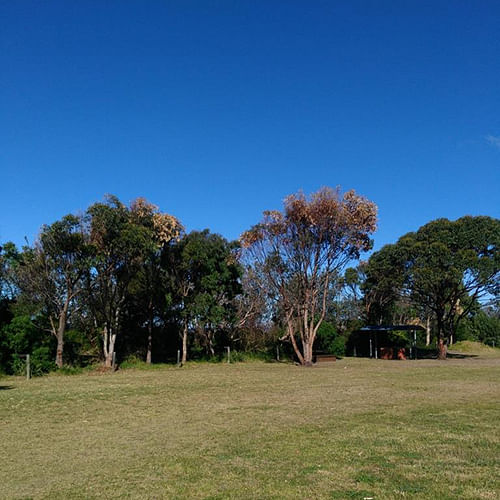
[241,187,377,366]
[367,216,499,359]
[456,308,500,346]
[85,195,180,367]
[12,215,91,367]
[127,198,182,363]
[0,315,54,375]
[167,230,241,363]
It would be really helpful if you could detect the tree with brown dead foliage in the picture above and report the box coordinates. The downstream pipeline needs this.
[240,187,377,366]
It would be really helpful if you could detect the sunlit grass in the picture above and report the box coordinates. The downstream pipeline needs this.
[0,351,499,499]
[451,340,499,356]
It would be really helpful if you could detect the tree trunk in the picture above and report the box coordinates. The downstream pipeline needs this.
[303,340,313,366]
[425,316,431,346]
[287,319,305,365]
[55,300,69,368]
[103,322,117,368]
[146,303,153,364]
[437,337,447,360]
[105,331,116,368]
[207,335,215,357]
[181,321,188,365]
[146,333,152,364]
[103,324,109,363]
[55,334,64,368]
[436,313,447,360]
[105,306,120,368]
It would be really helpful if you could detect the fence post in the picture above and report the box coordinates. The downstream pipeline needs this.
[26,354,30,380]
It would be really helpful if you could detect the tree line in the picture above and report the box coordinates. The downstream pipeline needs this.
[0,188,498,374]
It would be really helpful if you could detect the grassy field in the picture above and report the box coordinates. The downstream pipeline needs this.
[1,349,499,499]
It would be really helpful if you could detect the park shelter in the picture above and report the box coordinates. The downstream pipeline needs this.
[355,325,425,359]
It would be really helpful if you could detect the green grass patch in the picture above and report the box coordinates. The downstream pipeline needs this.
[0,354,499,498]
[451,340,499,355]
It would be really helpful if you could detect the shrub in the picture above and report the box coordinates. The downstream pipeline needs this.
[315,321,346,356]
[2,315,55,376]
[11,347,54,376]
[228,350,273,363]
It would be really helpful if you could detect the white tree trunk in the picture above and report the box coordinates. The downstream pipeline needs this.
[426,316,431,346]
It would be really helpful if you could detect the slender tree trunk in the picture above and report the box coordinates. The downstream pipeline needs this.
[55,299,69,368]
[105,331,117,368]
[287,319,305,365]
[436,313,447,360]
[103,324,109,362]
[105,306,120,368]
[181,320,188,365]
[425,316,431,346]
[146,331,152,364]
[207,334,215,357]
[55,333,64,368]
[146,301,153,364]
[104,316,119,368]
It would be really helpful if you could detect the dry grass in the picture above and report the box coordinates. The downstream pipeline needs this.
[0,352,499,499]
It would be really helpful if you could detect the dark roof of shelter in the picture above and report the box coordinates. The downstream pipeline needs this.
[359,325,425,332]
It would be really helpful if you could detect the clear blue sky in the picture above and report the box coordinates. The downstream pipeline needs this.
[1,1,499,252]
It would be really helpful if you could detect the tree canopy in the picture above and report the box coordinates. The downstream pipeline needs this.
[365,216,500,358]
[241,187,377,365]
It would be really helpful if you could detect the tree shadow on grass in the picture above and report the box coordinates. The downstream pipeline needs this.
[415,349,479,360]
[446,352,479,359]
[0,385,15,390]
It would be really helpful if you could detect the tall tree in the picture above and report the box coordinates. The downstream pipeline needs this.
[240,187,377,366]
[86,196,144,367]
[362,247,408,325]
[13,215,90,367]
[128,198,182,363]
[168,230,241,363]
[86,195,180,367]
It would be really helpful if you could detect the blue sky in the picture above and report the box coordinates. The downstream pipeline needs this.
[1,1,499,253]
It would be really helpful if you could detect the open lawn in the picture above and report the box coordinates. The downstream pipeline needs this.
[1,351,499,499]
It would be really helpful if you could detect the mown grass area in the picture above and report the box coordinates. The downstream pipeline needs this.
[0,352,499,499]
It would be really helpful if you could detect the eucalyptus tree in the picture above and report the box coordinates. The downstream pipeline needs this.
[13,215,91,367]
[240,187,377,366]
[128,198,182,363]
[85,195,180,367]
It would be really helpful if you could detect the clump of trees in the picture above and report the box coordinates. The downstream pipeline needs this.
[0,189,498,375]
[0,195,240,373]
[361,216,500,358]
